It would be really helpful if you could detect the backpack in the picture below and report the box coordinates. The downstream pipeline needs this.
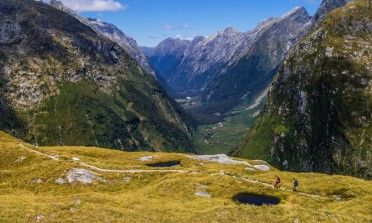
[277,177,281,183]
[294,180,298,186]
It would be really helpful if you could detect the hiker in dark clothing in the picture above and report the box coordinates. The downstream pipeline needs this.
[293,178,299,192]
[275,175,280,188]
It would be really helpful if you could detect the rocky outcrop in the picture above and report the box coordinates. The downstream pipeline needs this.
[0,0,195,153]
[311,0,355,26]
[233,0,371,179]
[85,18,156,77]
[143,38,191,81]
[49,0,156,77]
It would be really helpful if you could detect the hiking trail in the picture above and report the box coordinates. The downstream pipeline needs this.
[18,143,322,198]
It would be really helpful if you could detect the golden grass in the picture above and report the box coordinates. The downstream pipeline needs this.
[0,132,371,222]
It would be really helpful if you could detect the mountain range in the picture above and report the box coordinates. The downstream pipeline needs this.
[143,6,312,125]
[0,0,195,152]
[0,0,370,180]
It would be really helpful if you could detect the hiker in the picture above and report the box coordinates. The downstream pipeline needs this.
[275,175,280,188]
[293,178,299,192]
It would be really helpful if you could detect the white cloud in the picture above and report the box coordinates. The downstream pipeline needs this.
[56,0,126,12]
[292,0,321,5]
[175,33,197,41]
[161,23,191,30]
[161,24,177,30]
[180,24,191,30]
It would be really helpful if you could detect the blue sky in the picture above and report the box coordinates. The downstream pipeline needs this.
[58,0,322,47]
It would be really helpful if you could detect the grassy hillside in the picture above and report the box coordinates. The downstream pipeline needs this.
[234,0,371,179]
[0,0,195,152]
[0,131,371,222]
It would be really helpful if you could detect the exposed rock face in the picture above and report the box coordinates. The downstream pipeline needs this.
[49,0,156,77]
[145,7,310,101]
[0,0,195,152]
[187,154,252,166]
[234,0,371,179]
[142,38,191,82]
[85,18,156,77]
[299,0,355,39]
[202,7,311,103]
[312,0,355,25]
[66,168,107,184]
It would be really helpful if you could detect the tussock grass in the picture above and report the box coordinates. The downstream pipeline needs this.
[0,132,371,222]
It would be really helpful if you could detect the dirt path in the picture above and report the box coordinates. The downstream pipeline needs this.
[223,173,321,198]
[18,143,184,173]
[18,143,321,198]
[18,144,60,161]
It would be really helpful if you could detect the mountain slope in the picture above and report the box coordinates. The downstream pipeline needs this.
[0,0,195,152]
[1,131,371,222]
[85,18,156,77]
[49,0,156,77]
[201,7,311,104]
[233,0,371,179]
[145,8,310,100]
[143,38,191,82]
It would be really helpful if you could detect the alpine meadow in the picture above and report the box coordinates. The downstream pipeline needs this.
[0,0,371,222]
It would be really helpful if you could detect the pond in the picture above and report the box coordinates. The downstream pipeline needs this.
[146,161,181,167]
[232,193,280,206]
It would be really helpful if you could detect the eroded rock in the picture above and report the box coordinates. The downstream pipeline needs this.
[187,154,252,166]
[66,168,107,184]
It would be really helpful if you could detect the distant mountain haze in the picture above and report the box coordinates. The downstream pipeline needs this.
[144,7,311,101]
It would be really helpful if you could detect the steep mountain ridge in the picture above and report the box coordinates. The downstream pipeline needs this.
[145,7,311,100]
[233,0,371,179]
[49,0,156,77]
[143,38,191,82]
[0,0,195,152]
[202,6,311,103]
[85,18,156,77]
[168,27,253,94]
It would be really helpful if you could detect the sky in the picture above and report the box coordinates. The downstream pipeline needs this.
[53,0,322,47]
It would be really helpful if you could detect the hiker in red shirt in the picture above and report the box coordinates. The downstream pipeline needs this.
[275,175,281,188]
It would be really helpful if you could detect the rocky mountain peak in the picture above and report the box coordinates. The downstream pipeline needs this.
[312,0,355,25]
[46,0,155,76]
[151,38,191,56]
[49,0,76,16]
[281,6,307,18]
[223,26,239,34]
[145,6,312,97]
